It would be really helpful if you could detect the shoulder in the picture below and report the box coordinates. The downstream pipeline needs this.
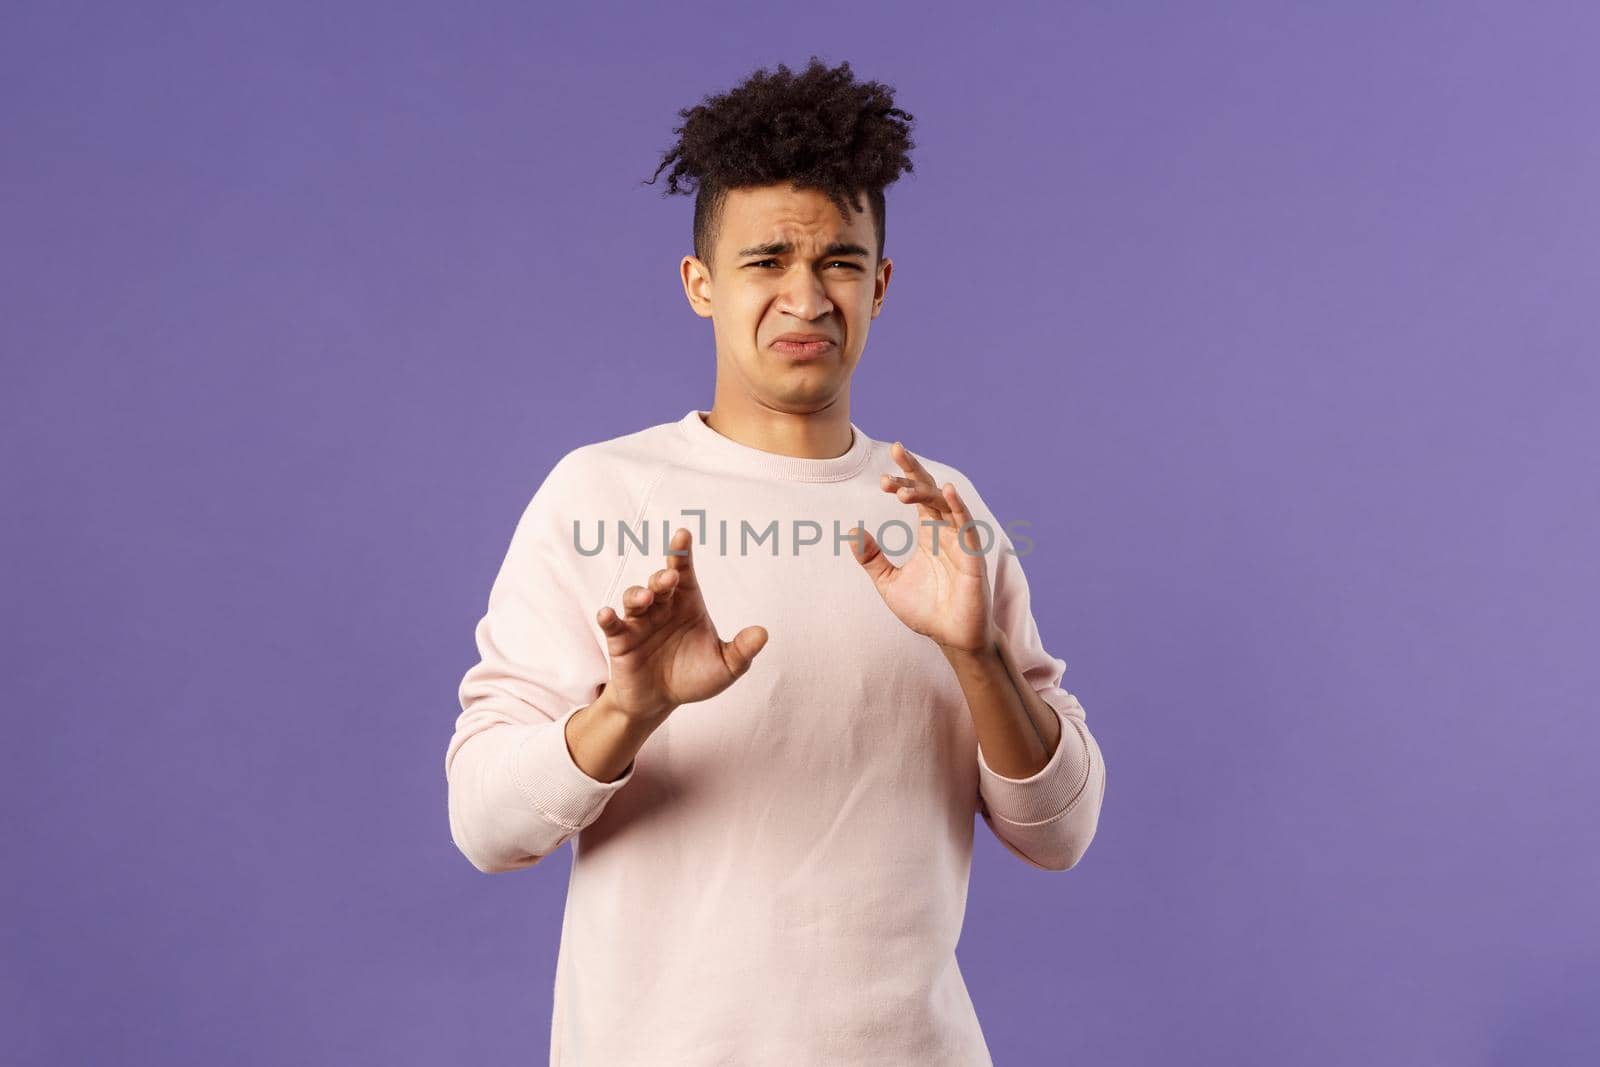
[533,416,687,508]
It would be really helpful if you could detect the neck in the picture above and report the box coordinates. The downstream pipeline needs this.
[703,389,854,460]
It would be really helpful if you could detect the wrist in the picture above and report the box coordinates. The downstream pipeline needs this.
[593,684,676,730]
[939,620,1004,662]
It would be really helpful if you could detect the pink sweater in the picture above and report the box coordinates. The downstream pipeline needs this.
[446,409,1107,1065]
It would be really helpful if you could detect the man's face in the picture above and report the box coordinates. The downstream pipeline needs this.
[681,183,892,414]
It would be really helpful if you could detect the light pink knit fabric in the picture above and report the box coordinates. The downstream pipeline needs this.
[446,409,1106,1065]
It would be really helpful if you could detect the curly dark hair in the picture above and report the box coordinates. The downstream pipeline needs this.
[643,56,917,271]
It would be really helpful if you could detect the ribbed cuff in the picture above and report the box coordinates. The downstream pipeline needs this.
[976,692,1094,825]
[508,702,637,831]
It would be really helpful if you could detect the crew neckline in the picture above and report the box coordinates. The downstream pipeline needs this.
[678,408,875,483]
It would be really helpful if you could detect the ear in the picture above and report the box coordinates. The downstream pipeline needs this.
[681,255,714,320]
[871,256,892,318]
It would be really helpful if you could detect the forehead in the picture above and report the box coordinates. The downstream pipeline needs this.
[717,184,873,247]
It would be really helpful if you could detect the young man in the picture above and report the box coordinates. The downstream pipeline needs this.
[445,57,1106,1065]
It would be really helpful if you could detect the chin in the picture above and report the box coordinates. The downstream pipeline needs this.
[764,382,839,406]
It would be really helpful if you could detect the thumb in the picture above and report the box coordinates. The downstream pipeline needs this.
[849,525,896,585]
[721,625,769,678]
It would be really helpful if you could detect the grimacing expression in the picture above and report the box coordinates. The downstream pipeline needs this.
[681,183,893,412]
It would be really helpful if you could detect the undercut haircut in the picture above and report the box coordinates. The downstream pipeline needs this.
[644,56,917,272]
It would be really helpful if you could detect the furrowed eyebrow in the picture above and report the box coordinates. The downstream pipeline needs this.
[735,240,872,260]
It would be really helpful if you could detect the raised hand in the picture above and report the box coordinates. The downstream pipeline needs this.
[848,441,995,654]
[594,526,769,723]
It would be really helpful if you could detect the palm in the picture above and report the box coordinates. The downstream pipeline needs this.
[851,442,995,654]
[596,527,768,720]
[610,585,746,706]
[874,518,991,647]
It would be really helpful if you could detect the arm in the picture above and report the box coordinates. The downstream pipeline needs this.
[966,517,1106,873]
[852,443,1107,872]
[444,454,641,875]
[943,620,1061,779]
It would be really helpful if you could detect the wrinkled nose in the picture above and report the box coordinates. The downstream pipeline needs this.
[778,269,833,320]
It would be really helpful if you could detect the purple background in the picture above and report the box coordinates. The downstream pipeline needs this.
[5,3,1598,1064]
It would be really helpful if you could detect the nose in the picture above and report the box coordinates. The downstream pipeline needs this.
[776,266,834,321]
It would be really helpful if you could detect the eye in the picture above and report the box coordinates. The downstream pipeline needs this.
[745,259,860,271]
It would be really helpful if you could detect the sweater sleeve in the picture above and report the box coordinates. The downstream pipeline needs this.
[445,453,637,875]
[961,479,1107,873]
